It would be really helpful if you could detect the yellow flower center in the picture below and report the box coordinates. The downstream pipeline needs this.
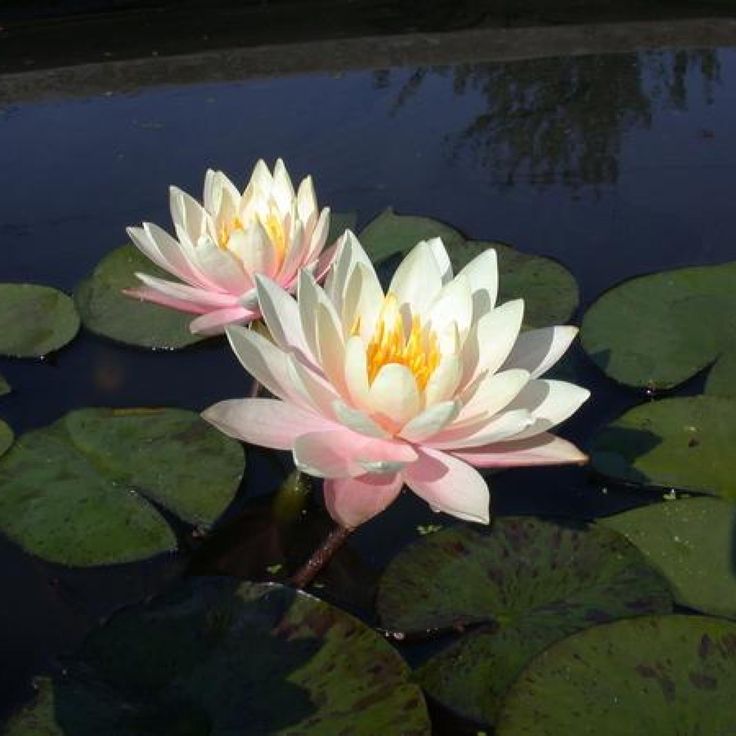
[358,293,441,390]
[217,216,244,250]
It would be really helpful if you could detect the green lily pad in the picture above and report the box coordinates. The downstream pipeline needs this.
[2,579,431,736]
[377,519,671,727]
[591,395,736,500]
[0,408,244,566]
[580,261,736,391]
[496,615,736,735]
[0,373,10,396]
[704,349,736,398]
[454,241,579,327]
[75,244,206,350]
[0,419,13,457]
[0,284,80,358]
[598,497,736,619]
[359,208,466,264]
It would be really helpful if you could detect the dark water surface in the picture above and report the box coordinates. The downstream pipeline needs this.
[1,46,735,724]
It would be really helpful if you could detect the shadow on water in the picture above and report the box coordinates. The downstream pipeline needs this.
[47,580,320,735]
[377,49,721,190]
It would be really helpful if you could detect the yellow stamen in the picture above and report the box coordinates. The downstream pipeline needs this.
[359,293,440,390]
[217,216,244,250]
[259,211,287,265]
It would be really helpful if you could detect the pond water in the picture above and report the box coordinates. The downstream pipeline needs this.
[1,42,735,730]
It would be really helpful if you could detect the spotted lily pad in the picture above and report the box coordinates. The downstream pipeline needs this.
[75,245,206,350]
[0,419,13,458]
[377,519,671,727]
[0,284,80,358]
[580,261,736,391]
[598,497,736,619]
[2,579,431,736]
[0,373,10,396]
[591,395,736,501]
[0,408,244,566]
[496,615,736,735]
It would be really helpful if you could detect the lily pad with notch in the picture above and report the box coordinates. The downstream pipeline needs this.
[377,518,672,727]
[496,615,736,735]
[591,395,736,501]
[75,245,206,350]
[0,408,244,566]
[598,497,736,619]
[580,260,736,391]
[0,284,80,358]
[1,578,431,736]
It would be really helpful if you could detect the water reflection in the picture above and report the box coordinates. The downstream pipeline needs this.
[378,49,721,189]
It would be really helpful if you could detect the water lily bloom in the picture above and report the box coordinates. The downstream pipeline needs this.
[124,159,334,335]
[203,233,590,528]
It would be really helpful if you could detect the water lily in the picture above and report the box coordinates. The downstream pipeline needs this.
[124,159,334,335]
[203,233,590,528]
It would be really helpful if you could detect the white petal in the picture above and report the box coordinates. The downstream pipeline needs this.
[502,326,578,378]
[333,399,390,438]
[461,299,524,386]
[324,230,374,309]
[457,368,530,423]
[428,273,473,346]
[388,240,443,314]
[367,364,421,432]
[427,237,453,284]
[227,222,279,279]
[298,270,342,370]
[248,159,274,192]
[400,400,461,443]
[344,335,371,407]
[458,248,498,320]
[254,274,312,360]
[271,158,296,212]
[341,262,384,342]
[428,408,535,450]
[297,175,317,223]
[424,354,462,406]
[286,355,340,419]
[315,301,346,392]
[504,379,590,440]
[194,236,251,294]
[225,325,305,407]
[133,272,237,308]
[169,186,206,244]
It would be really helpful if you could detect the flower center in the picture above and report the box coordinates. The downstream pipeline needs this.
[217,216,244,249]
[216,210,287,266]
[359,293,441,390]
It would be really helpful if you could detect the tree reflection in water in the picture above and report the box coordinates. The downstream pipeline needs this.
[375,50,721,189]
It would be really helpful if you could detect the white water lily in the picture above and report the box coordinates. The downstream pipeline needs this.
[124,159,335,335]
[204,232,589,528]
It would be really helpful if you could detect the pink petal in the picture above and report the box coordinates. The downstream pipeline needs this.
[403,447,490,524]
[189,306,257,335]
[201,398,335,450]
[122,287,209,314]
[451,432,588,468]
[133,272,239,308]
[323,473,404,529]
[312,240,339,282]
[293,429,418,478]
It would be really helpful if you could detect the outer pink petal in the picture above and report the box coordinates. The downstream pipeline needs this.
[133,272,239,308]
[451,432,588,468]
[323,473,404,529]
[293,429,418,478]
[189,306,258,335]
[403,447,490,524]
[201,398,335,450]
[123,286,210,314]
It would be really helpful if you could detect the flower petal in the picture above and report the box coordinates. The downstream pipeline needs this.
[194,236,252,293]
[387,240,442,313]
[404,447,490,524]
[400,400,460,443]
[226,222,279,280]
[457,248,499,320]
[293,429,417,478]
[189,306,256,335]
[424,354,462,406]
[170,185,206,244]
[427,237,453,284]
[122,286,209,314]
[333,400,391,438]
[343,335,371,407]
[427,408,534,450]
[201,398,333,449]
[133,272,239,308]
[504,379,591,440]
[297,175,317,223]
[367,363,421,432]
[461,299,524,386]
[428,273,473,347]
[323,473,404,529]
[456,368,530,423]
[501,325,578,378]
[451,432,588,468]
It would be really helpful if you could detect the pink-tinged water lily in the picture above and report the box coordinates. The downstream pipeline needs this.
[124,159,335,335]
[203,232,590,528]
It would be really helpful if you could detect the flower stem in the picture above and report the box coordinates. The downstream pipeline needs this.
[290,525,352,590]
[248,379,261,398]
